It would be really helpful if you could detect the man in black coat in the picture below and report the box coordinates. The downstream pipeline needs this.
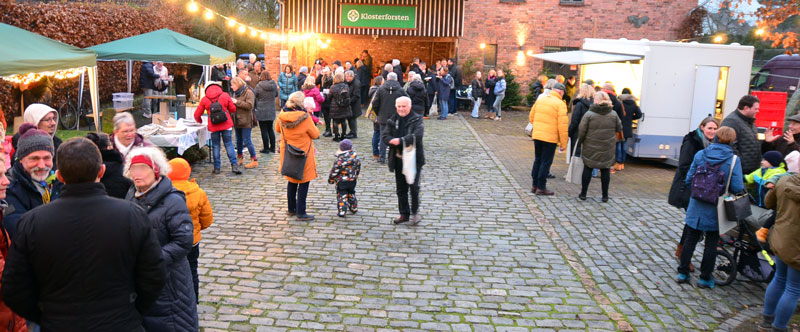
[382,96,425,226]
[447,58,462,115]
[2,138,166,332]
[139,62,160,119]
[721,95,762,174]
[372,73,408,163]
[345,70,361,139]
[422,62,437,117]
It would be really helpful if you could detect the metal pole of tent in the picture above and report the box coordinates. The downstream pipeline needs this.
[127,60,133,93]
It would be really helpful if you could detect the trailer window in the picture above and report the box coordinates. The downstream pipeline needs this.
[716,67,729,120]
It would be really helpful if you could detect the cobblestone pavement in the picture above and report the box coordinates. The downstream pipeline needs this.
[463,108,768,331]
[192,115,617,332]
[187,108,767,331]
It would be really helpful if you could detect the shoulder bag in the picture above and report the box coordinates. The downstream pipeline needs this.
[279,125,309,181]
[717,155,751,234]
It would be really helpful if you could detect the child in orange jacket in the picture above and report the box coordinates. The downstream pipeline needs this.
[167,158,213,303]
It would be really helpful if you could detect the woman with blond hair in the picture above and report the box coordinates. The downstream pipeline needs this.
[568,83,595,158]
[577,91,622,202]
[276,91,320,221]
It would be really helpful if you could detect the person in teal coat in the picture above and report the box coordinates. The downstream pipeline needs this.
[677,126,744,289]
[278,65,298,108]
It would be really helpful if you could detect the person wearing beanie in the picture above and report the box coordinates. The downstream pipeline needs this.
[123,147,198,331]
[328,139,361,218]
[746,150,787,207]
[167,157,213,302]
[2,138,166,331]
[12,103,62,168]
[296,66,308,91]
[5,123,61,239]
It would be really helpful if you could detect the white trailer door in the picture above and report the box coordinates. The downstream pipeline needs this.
[690,66,720,130]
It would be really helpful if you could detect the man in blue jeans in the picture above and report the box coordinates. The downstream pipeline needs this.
[528,83,569,195]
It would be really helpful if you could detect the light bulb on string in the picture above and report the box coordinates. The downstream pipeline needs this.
[250,29,258,38]
[227,18,237,28]
[204,9,214,20]
[260,32,268,40]
[238,25,246,34]
[187,1,199,13]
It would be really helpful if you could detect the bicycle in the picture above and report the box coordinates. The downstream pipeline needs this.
[57,84,93,130]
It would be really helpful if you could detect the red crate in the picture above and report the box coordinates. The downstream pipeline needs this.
[752,91,787,131]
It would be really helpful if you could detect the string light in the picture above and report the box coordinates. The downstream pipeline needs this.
[2,67,87,85]
[184,0,320,44]
[187,1,199,13]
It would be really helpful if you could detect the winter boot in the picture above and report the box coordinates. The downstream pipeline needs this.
[757,314,775,332]
[488,112,496,120]
[245,158,259,169]
[237,154,244,166]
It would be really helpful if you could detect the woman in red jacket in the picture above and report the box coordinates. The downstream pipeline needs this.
[194,82,241,175]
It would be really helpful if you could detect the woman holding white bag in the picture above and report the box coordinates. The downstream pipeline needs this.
[382,96,425,226]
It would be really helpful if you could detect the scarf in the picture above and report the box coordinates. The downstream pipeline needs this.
[115,135,135,159]
[135,178,161,198]
[697,128,711,148]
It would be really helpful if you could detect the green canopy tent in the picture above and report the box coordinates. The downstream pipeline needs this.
[0,23,101,131]
[88,29,236,92]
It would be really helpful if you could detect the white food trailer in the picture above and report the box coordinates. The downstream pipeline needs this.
[533,38,754,164]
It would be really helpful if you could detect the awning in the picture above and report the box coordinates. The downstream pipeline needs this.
[88,29,235,65]
[0,23,96,77]
[531,50,642,65]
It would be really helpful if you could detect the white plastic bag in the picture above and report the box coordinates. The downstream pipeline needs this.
[402,138,417,185]
[524,122,533,136]
[429,96,438,117]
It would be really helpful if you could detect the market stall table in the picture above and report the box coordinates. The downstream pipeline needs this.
[138,118,209,155]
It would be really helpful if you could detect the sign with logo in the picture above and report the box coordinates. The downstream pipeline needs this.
[340,4,416,29]
[279,50,288,64]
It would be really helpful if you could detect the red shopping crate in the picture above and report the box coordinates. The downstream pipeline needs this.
[752,91,787,132]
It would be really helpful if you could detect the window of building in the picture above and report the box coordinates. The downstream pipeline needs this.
[499,0,526,3]
[483,44,497,67]
[559,0,585,5]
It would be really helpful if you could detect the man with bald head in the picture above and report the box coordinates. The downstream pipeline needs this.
[382,96,425,226]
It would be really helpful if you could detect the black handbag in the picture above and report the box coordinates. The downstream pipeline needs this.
[724,193,752,221]
[279,126,308,180]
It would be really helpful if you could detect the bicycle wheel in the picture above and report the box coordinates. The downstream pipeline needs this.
[58,101,79,130]
[713,247,737,286]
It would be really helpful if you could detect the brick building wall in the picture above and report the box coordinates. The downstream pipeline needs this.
[264,0,698,96]
[459,0,697,89]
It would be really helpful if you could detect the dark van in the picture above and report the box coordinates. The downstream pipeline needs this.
[751,54,800,97]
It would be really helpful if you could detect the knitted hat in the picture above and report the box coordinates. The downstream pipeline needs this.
[763,150,784,168]
[131,154,159,178]
[299,66,309,74]
[788,113,800,123]
[167,158,191,181]
[23,103,57,132]
[785,151,800,173]
[333,60,342,66]
[16,123,54,159]
[552,83,566,91]
[339,139,353,152]
[584,79,595,86]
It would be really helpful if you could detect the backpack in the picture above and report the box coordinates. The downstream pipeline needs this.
[208,96,228,125]
[690,161,726,204]
[336,86,350,108]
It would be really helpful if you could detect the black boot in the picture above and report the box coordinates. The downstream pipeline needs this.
[322,131,332,137]
[758,315,775,332]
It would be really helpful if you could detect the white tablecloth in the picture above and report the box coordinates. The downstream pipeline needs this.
[143,119,209,155]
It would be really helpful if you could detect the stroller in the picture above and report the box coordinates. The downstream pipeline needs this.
[455,85,473,111]
[713,204,776,286]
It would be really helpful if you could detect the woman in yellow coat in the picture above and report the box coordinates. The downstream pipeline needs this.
[276,91,320,221]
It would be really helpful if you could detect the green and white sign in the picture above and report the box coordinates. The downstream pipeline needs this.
[340,4,416,29]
